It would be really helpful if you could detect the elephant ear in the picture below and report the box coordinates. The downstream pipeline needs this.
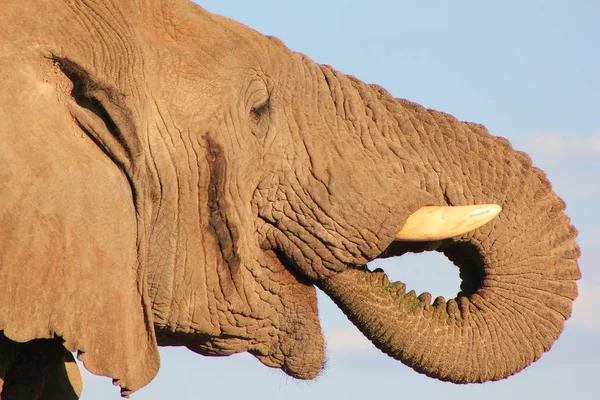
[0,57,159,393]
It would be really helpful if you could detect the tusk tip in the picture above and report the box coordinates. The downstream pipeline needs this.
[468,204,502,218]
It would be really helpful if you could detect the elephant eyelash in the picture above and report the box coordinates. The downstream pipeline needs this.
[249,97,271,139]
[250,98,271,121]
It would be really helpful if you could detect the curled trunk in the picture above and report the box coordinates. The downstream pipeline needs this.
[320,95,581,382]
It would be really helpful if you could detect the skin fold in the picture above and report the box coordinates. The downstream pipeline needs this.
[0,0,581,398]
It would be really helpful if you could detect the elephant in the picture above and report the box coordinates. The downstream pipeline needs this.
[0,0,581,398]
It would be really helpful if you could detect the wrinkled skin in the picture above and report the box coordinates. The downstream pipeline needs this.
[0,0,581,398]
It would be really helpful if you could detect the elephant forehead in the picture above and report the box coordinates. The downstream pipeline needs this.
[140,5,279,75]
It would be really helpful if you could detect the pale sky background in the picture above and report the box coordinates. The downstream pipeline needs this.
[79,1,599,399]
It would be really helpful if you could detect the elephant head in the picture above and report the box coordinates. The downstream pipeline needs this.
[0,0,580,397]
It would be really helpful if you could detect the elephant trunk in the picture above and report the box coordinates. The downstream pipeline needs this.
[319,89,581,382]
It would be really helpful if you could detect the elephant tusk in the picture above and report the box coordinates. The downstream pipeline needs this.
[395,204,502,242]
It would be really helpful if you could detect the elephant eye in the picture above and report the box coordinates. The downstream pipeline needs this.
[249,97,271,138]
[250,98,270,120]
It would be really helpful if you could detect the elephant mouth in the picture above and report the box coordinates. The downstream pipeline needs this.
[268,204,502,381]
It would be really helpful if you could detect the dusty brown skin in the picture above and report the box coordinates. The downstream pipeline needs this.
[0,0,581,398]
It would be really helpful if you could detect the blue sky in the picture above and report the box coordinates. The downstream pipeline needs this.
[79,1,599,399]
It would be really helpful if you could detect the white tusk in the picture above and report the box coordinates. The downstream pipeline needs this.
[395,204,502,242]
